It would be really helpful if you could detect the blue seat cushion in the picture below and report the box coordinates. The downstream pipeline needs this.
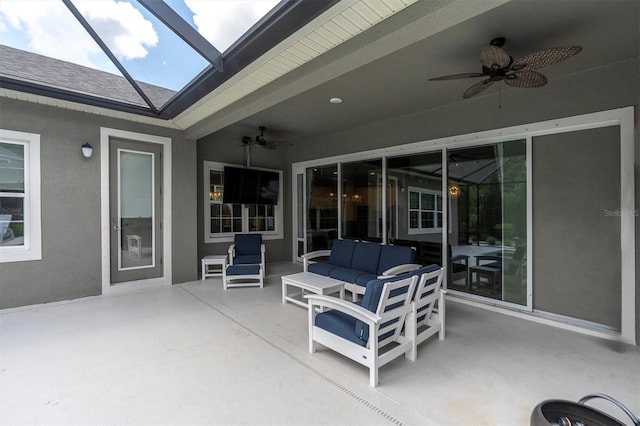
[234,234,262,256]
[234,254,262,265]
[354,273,378,286]
[315,309,365,347]
[377,244,415,275]
[329,267,368,284]
[329,239,355,268]
[307,262,335,277]
[226,264,260,276]
[350,242,381,274]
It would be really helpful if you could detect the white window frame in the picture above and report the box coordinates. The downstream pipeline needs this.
[407,186,442,234]
[0,129,41,263]
[203,161,283,243]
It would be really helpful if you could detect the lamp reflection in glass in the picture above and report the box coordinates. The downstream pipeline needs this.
[448,184,460,197]
[81,143,93,158]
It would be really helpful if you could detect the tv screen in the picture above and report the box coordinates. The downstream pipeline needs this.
[222,166,279,205]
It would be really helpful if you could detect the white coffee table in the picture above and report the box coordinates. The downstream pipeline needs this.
[282,272,345,309]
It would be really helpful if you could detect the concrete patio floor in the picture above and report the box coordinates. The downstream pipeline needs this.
[1,262,638,425]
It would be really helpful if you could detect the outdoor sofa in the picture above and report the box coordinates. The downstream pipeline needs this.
[302,239,419,300]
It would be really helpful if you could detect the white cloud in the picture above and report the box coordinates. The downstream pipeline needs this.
[184,0,279,52]
[0,0,157,73]
[76,0,158,60]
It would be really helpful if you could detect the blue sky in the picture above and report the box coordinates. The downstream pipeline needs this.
[0,0,279,91]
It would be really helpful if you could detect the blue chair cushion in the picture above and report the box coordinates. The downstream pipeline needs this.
[234,254,262,265]
[315,309,365,347]
[226,265,260,276]
[307,262,335,277]
[354,273,378,286]
[329,239,355,268]
[329,267,368,284]
[234,234,262,256]
[377,244,415,275]
[350,242,381,274]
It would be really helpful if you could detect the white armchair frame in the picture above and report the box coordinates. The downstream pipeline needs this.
[306,275,418,387]
[405,267,446,361]
[228,242,266,278]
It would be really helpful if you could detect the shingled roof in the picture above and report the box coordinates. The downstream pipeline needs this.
[0,45,176,109]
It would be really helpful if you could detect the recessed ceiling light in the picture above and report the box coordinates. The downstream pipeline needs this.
[329,97,342,104]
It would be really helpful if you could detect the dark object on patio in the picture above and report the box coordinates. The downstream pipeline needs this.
[531,393,639,426]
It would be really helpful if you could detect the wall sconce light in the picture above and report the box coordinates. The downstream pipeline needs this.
[81,143,93,158]
[448,184,461,197]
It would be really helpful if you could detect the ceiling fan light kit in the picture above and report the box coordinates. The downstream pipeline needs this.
[430,37,582,99]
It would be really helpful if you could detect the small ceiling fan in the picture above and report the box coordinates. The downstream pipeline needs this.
[242,126,292,150]
[429,37,582,99]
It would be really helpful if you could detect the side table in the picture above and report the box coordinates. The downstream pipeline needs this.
[201,255,228,280]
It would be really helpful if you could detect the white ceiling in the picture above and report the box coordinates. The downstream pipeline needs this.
[187,0,639,143]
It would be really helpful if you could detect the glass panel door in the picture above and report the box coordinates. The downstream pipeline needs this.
[341,159,382,242]
[448,140,527,306]
[109,139,162,283]
[306,165,338,252]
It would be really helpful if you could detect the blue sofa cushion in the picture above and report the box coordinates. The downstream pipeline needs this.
[354,273,378,286]
[226,264,260,276]
[307,262,335,277]
[329,267,368,284]
[234,234,262,256]
[234,254,262,265]
[350,242,381,274]
[315,309,365,347]
[329,239,355,269]
[377,245,415,275]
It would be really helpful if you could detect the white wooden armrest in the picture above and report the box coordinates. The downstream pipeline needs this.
[227,244,235,265]
[301,250,332,260]
[379,263,422,278]
[304,294,381,324]
[302,250,332,271]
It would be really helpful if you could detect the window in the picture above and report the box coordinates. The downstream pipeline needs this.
[204,161,283,242]
[0,129,41,263]
[408,187,442,234]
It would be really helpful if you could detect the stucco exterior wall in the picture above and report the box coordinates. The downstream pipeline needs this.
[0,99,197,309]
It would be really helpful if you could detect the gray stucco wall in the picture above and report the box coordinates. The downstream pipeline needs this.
[197,127,292,267]
[0,98,197,309]
[532,127,621,329]
[281,59,639,343]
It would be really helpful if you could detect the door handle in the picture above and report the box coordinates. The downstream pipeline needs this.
[112,225,121,231]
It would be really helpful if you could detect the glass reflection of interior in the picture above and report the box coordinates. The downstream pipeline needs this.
[448,141,527,305]
[119,150,154,269]
[306,165,338,252]
[0,142,25,247]
[341,160,382,242]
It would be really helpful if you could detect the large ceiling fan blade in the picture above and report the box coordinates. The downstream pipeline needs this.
[505,70,548,88]
[478,46,511,69]
[463,79,494,99]
[513,46,582,70]
[429,72,485,81]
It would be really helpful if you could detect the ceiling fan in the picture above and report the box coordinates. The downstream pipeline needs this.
[242,126,292,150]
[429,37,582,99]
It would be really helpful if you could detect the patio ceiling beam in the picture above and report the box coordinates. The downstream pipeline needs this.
[61,0,159,114]
[137,0,223,72]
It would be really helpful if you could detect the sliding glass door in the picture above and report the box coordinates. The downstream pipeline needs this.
[447,140,527,306]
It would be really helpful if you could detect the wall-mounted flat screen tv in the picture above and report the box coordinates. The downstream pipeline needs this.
[222,166,280,205]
